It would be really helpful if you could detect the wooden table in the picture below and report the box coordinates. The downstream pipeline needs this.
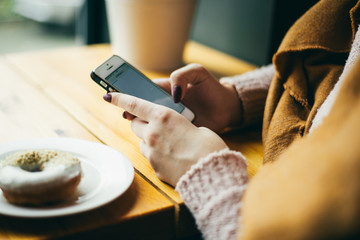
[0,42,262,239]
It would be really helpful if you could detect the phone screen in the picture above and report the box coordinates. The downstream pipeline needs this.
[105,63,185,113]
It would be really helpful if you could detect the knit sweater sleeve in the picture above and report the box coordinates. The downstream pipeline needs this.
[220,64,275,127]
[175,148,249,240]
[175,66,274,239]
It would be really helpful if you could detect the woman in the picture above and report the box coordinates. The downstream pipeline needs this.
[103,0,360,239]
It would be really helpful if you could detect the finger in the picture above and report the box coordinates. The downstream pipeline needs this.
[131,117,148,139]
[153,78,171,94]
[139,141,159,173]
[123,111,136,121]
[169,63,213,100]
[139,140,150,159]
[110,92,162,122]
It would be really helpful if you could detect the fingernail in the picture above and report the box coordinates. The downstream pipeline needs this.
[173,86,182,103]
[103,93,112,103]
[122,111,128,119]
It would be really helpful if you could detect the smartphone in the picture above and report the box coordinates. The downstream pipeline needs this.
[91,55,195,121]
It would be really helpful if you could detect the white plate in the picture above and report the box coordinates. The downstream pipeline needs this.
[0,138,134,218]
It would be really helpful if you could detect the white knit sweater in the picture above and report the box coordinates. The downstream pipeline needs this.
[175,26,360,240]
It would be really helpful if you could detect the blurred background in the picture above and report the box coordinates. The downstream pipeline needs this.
[0,0,81,54]
[0,0,317,65]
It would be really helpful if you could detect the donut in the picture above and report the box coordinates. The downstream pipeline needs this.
[0,149,81,206]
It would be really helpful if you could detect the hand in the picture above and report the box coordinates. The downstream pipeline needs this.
[154,64,243,132]
[104,92,228,186]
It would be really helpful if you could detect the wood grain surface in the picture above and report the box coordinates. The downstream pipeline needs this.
[0,41,262,239]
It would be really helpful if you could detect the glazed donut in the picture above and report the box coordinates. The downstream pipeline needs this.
[0,150,81,206]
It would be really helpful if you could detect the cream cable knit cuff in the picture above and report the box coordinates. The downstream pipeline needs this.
[220,64,275,127]
[176,148,249,240]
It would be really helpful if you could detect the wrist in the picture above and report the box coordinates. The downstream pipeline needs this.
[222,82,244,127]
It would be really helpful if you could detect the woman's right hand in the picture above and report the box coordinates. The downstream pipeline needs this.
[106,92,228,186]
[155,64,243,132]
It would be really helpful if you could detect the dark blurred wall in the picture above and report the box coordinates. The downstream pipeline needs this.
[191,0,318,65]
[77,0,318,66]
[76,0,109,45]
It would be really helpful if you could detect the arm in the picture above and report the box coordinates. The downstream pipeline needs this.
[220,64,275,127]
[176,149,248,240]
[104,64,274,239]
[105,91,248,240]
[154,64,275,131]
[173,65,275,240]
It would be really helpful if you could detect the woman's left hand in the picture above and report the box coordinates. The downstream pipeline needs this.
[104,92,228,186]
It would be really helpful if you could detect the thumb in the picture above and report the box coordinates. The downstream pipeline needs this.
[153,78,171,94]
[169,63,211,102]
